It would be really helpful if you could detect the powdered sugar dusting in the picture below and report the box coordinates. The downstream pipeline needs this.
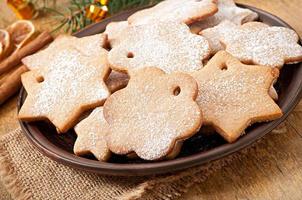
[108,21,210,74]
[220,23,302,67]
[191,51,282,142]
[19,39,110,133]
[128,0,217,25]
[190,0,258,33]
[104,68,202,160]
[74,107,110,161]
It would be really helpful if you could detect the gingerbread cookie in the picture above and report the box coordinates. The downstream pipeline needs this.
[200,20,237,54]
[74,107,111,161]
[128,0,218,26]
[18,41,110,133]
[219,22,302,68]
[104,21,128,48]
[108,21,210,74]
[105,70,129,93]
[22,34,107,71]
[103,67,202,160]
[190,0,258,34]
[191,51,282,143]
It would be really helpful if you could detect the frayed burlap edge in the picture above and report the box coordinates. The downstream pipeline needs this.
[121,142,257,200]
[0,132,32,200]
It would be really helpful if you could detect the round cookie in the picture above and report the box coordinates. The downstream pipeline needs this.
[104,67,203,160]
[108,21,210,74]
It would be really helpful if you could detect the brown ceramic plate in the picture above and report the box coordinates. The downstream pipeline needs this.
[18,4,302,176]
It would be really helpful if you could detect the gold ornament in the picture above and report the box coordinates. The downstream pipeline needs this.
[86,4,108,22]
[6,0,38,19]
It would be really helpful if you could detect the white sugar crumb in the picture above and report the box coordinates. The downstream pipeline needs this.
[105,68,202,160]
[128,0,216,25]
[109,21,210,73]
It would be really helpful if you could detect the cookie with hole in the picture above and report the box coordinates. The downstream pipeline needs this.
[103,67,203,160]
[108,21,210,75]
[18,41,110,133]
[128,0,218,26]
[190,51,283,143]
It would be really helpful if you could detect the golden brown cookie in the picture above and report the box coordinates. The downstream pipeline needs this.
[200,20,237,54]
[105,70,129,93]
[104,67,203,160]
[104,21,128,48]
[22,34,107,71]
[74,107,111,161]
[108,21,210,74]
[190,0,258,34]
[191,51,283,143]
[219,22,302,68]
[128,0,218,26]
[18,38,110,133]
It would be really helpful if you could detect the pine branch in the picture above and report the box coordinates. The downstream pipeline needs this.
[45,0,163,33]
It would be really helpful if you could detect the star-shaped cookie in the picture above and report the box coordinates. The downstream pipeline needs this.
[127,0,218,26]
[18,41,110,133]
[74,107,111,161]
[219,22,302,68]
[22,33,107,71]
[190,0,258,34]
[108,21,210,74]
[191,51,283,142]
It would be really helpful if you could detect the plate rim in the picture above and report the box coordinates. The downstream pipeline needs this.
[18,4,302,176]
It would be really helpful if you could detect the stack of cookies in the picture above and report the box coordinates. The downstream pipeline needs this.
[19,0,302,161]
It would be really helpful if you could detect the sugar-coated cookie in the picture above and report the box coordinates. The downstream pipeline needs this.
[104,67,202,160]
[105,70,129,93]
[22,34,107,71]
[191,51,283,143]
[128,0,218,26]
[104,21,128,48]
[200,20,237,54]
[190,0,258,34]
[74,107,111,161]
[220,22,302,68]
[108,21,210,74]
[18,38,110,133]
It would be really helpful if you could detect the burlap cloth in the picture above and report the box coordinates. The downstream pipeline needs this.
[0,128,269,200]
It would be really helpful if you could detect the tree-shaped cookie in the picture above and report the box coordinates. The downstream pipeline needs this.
[190,0,258,34]
[108,21,210,74]
[74,107,111,161]
[128,0,218,26]
[103,67,202,160]
[18,41,110,133]
[191,51,283,143]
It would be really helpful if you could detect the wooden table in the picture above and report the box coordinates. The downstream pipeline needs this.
[0,0,301,199]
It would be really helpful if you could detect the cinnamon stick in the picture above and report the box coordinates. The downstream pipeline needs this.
[0,31,53,75]
[0,65,28,105]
